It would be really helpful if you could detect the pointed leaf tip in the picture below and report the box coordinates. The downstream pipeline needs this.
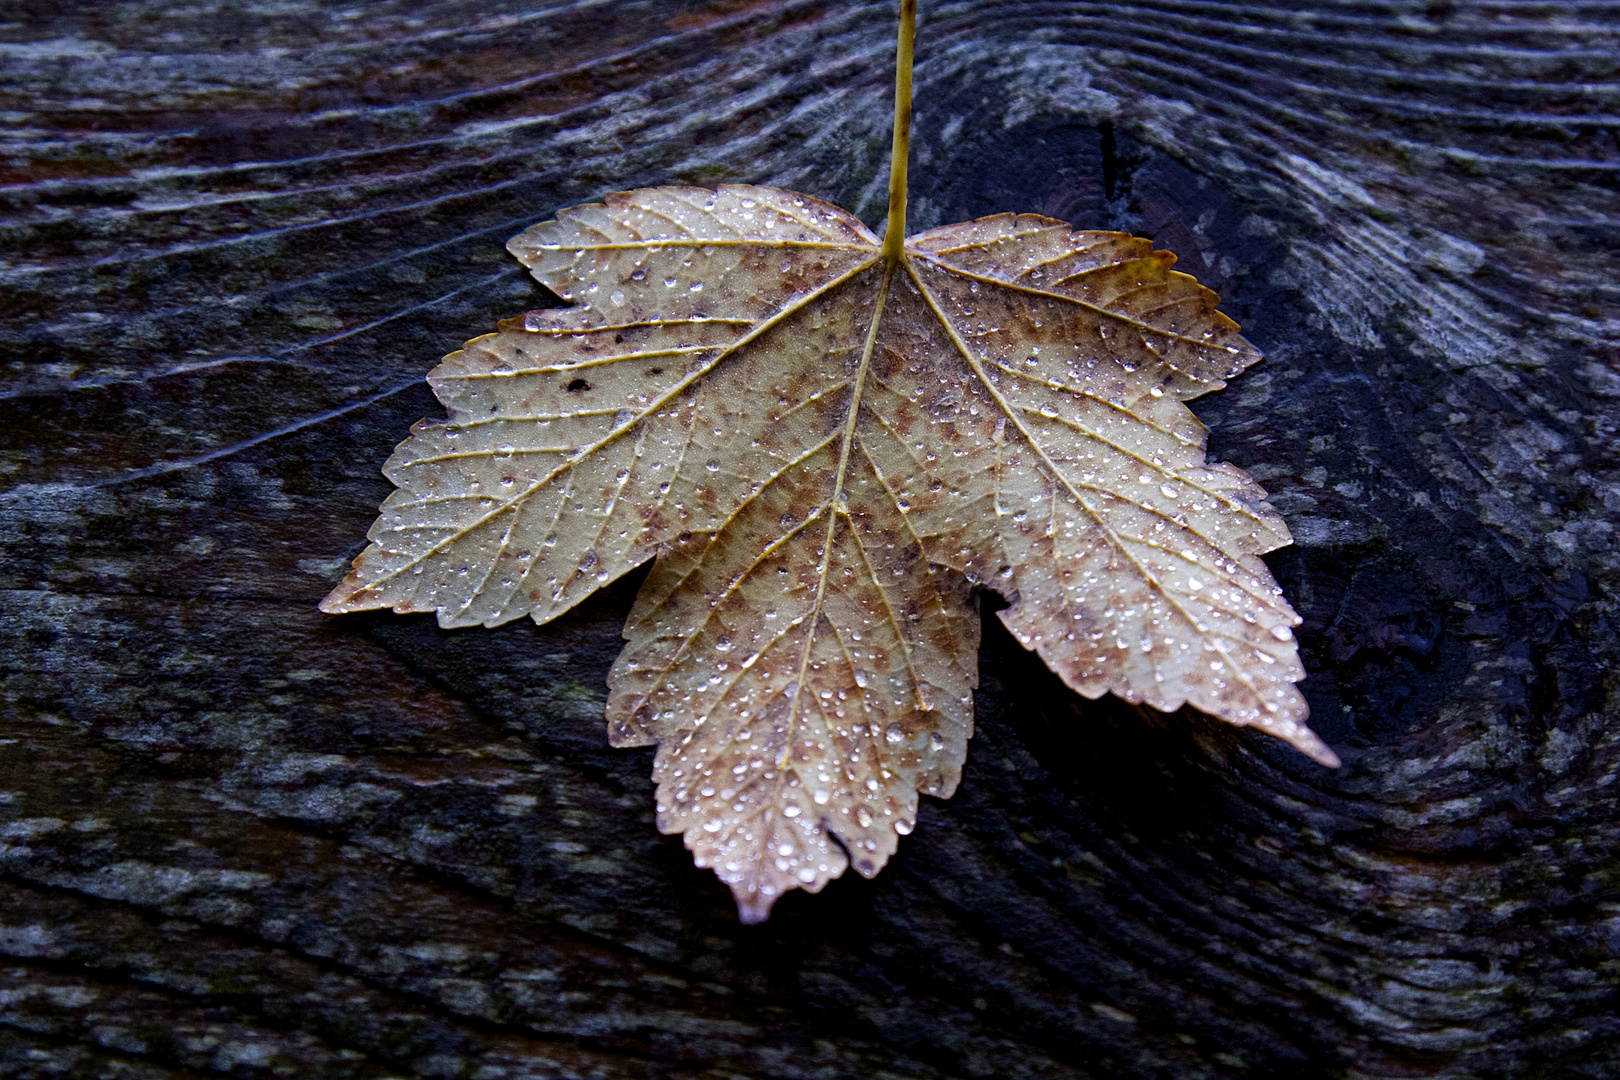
[735,891,777,925]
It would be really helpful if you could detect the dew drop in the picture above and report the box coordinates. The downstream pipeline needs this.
[894,818,914,835]
[855,806,873,827]
[885,723,905,744]
[1270,624,1295,641]
[609,289,626,306]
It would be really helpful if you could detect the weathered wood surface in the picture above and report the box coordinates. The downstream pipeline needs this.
[2,2,1617,1077]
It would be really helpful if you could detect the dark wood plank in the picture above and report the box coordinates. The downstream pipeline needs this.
[3,2,1617,1077]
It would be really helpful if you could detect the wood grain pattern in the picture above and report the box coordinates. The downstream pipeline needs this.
[2,2,1617,1077]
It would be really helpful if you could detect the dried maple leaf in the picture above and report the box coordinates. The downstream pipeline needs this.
[322,1,1335,923]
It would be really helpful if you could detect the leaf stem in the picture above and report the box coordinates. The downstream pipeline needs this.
[881,0,915,263]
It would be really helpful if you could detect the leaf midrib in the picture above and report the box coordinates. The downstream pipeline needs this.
[905,255,1277,714]
[780,259,899,767]
[341,252,881,603]
[911,251,1247,356]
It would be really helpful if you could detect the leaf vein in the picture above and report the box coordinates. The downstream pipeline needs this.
[907,257,1273,712]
